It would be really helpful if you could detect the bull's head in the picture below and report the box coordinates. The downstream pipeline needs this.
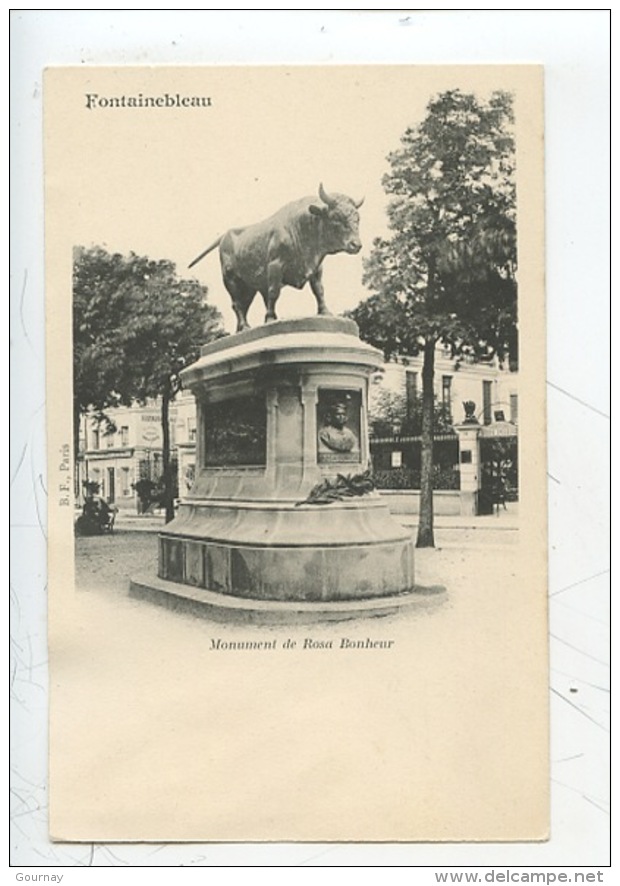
[318,183,364,210]
[309,183,364,255]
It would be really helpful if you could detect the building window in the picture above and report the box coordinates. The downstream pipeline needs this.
[188,417,197,443]
[482,380,493,426]
[120,426,129,447]
[90,467,101,495]
[510,394,519,425]
[107,433,115,448]
[92,427,100,450]
[405,370,418,421]
[442,375,452,422]
[107,467,115,503]
[121,467,131,495]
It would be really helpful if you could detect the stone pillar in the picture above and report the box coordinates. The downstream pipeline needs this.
[454,422,482,517]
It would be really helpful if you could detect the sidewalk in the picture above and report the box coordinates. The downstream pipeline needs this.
[113,511,166,532]
[400,505,519,531]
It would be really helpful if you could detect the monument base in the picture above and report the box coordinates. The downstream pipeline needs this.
[150,316,416,611]
[130,571,441,625]
[158,497,414,603]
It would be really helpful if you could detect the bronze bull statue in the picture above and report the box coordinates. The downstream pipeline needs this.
[189,184,363,332]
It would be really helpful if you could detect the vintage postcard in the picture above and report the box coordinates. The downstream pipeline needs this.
[45,65,547,842]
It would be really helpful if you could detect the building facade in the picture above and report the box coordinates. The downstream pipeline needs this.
[76,350,518,513]
[369,345,519,431]
[367,345,519,510]
[76,390,198,510]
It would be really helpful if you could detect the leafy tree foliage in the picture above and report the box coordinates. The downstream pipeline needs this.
[73,246,224,521]
[73,246,136,427]
[350,89,517,546]
[369,386,454,438]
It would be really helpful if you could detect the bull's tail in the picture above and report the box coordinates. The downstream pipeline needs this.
[188,236,222,269]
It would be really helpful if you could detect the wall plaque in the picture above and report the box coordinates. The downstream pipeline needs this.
[204,396,266,467]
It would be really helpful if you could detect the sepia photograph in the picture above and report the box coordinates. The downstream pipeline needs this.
[11,11,610,868]
[41,63,549,843]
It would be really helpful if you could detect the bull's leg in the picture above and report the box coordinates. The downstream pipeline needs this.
[223,273,255,332]
[265,259,283,323]
[309,267,331,316]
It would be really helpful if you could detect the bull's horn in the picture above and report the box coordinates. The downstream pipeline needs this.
[318,183,337,207]
[353,195,365,209]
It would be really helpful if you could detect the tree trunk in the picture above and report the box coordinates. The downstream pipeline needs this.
[161,389,175,524]
[416,337,435,548]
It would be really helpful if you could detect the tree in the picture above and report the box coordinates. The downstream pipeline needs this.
[369,386,454,437]
[73,246,224,522]
[73,246,138,459]
[350,89,517,547]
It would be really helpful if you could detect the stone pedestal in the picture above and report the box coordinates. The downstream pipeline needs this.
[454,422,482,517]
[157,317,415,605]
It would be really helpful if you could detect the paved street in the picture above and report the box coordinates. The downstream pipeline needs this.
[75,504,519,603]
[72,504,519,615]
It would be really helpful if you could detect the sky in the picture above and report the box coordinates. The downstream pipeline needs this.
[46,64,530,333]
